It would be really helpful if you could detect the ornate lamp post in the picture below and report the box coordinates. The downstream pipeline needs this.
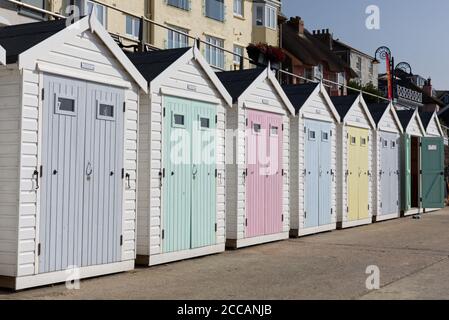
[373,46,394,100]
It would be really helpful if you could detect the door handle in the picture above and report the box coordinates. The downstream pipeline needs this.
[125,173,131,189]
[33,170,39,190]
[192,165,198,180]
[53,170,58,175]
[86,162,93,178]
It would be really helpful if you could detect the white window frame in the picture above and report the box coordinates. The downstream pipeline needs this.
[167,25,189,49]
[96,100,116,121]
[55,94,77,117]
[233,45,244,65]
[85,0,107,27]
[254,3,277,30]
[126,15,140,39]
[233,0,243,17]
[205,35,225,70]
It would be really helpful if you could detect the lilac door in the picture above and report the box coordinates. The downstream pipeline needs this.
[246,110,283,238]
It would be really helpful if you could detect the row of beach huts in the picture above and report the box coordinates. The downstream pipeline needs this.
[0,16,445,290]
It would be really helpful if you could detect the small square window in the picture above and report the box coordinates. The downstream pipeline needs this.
[99,104,114,117]
[270,126,278,136]
[361,137,367,146]
[58,98,75,112]
[309,130,316,140]
[173,114,185,126]
[383,140,388,148]
[351,136,356,145]
[391,141,396,149]
[322,132,329,141]
[200,117,210,129]
[253,123,261,133]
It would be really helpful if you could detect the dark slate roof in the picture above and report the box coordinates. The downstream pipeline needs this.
[396,110,416,129]
[281,82,319,114]
[330,95,359,120]
[0,19,67,64]
[216,68,265,103]
[419,111,434,130]
[367,102,389,125]
[282,22,357,77]
[127,47,191,82]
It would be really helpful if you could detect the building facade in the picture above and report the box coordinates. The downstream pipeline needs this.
[312,29,378,88]
[0,0,281,71]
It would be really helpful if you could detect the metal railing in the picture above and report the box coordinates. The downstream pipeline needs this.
[2,0,422,108]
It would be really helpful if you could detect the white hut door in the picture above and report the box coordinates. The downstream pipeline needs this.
[40,75,124,274]
[81,83,124,267]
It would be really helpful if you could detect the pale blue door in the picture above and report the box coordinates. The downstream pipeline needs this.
[304,120,320,228]
[380,132,400,215]
[318,122,332,226]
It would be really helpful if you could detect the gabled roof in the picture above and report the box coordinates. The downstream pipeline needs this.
[282,20,357,78]
[0,16,147,91]
[396,109,416,129]
[216,68,265,103]
[281,82,320,114]
[128,46,232,106]
[367,102,389,125]
[330,95,359,119]
[127,47,191,83]
[419,111,434,130]
[0,19,67,64]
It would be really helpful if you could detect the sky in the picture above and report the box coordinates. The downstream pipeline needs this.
[282,0,449,90]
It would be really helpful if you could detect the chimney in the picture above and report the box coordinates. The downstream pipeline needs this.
[423,78,433,96]
[289,16,305,35]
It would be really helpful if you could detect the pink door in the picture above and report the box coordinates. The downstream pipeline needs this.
[264,114,283,235]
[246,110,283,238]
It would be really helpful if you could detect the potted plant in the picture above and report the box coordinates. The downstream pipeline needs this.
[247,43,285,70]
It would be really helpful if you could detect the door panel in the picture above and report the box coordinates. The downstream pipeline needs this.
[265,114,283,235]
[304,120,319,228]
[40,75,86,274]
[163,97,192,253]
[319,122,332,226]
[421,137,445,208]
[246,110,266,237]
[191,101,217,248]
[401,134,411,211]
[380,133,390,215]
[358,129,370,220]
[82,83,123,267]
[347,127,359,221]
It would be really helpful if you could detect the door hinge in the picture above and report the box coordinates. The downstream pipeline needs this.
[330,130,333,137]
[420,197,423,203]
[380,202,382,208]
[368,204,370,210]
[121,168,125,179]
[163,108,166,117]
[397,200,399,205]
[41,88,45,101]
[120,235,123,246]
[215,223,218,232]
[246,118,248,126]
[304,127,307,133]
[37,243,41,256]
[331,208,333,215]
[215,115,218,124]
[162,229,165,240]
[123,102,126,113]
[215,169,218,178]
[282,124,284,131]
[304,211,307,218]
[281,214,284,222]
[245,218,248,227]
[39,165,43,178]
[420,170,422,175]
[346,206,349,213]
[162,168,166,178]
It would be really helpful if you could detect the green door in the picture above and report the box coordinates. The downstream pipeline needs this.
[163,97,192,253]
[401,134,411,211]
[191,101,217,249]
[421,137,445,209]
[163,97,217,253]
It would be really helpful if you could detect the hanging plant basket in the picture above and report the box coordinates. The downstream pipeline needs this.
[247,43,285,70]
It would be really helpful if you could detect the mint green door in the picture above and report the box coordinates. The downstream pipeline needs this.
[191,101,216,249]
[421,137,445,208]
[401,134,411,211]
[162,97,216,253]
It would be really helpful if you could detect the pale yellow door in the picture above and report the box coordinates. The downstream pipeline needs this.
[358,129,370,220]
[347,127,359,221]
